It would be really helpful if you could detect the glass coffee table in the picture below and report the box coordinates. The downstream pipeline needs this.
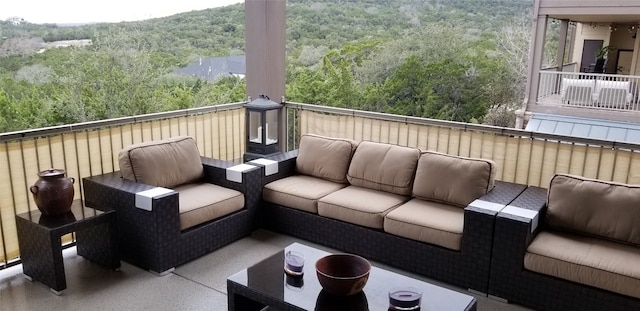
[227,242,476,311]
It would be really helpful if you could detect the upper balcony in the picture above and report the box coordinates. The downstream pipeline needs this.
[523,0,640,124]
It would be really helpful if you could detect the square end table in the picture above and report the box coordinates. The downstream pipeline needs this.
[15,200,120,294]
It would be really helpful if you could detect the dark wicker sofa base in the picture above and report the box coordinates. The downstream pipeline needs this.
[489,186,640,311]
[261,180,526,294]
[83,158,262,274]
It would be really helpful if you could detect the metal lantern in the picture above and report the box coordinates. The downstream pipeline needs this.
[244,95,282,161]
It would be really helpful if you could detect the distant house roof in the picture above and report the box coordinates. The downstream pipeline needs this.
[525,113,640,144]
[174,55,245,82]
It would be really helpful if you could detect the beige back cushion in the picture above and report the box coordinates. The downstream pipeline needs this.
[296,134,358,184]
[546,173,640,245]
[412,151,496,207]
[119,136,204,188]
[347,141,420,196]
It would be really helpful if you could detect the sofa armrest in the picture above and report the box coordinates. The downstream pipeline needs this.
[82,172,181,264]
[201,157,261,192]
[492,186,547,271]
[83,172,180,222]
[463,181,526,238]
[499,185,547,239]
[83,172,169,211]
[465,181,527,216]
[463,181,527,255]
[261,150,299,184]
[462,181,527,250]
[454,181,526,292]
[488,186,548,299]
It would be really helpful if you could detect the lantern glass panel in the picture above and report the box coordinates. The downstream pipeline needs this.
[249,110,262,143]
[265,110,278,145]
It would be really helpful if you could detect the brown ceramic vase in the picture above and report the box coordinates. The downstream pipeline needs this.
[30,169,75,215]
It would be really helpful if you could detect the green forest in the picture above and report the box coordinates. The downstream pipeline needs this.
[0,0,541,133]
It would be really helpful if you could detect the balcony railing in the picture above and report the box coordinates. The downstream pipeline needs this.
[0,103,246,267]
[2,101,640,268]
[537,71,640,111]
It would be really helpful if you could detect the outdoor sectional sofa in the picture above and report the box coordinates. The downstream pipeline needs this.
[260,134,526,293]
[79,133,640,309]
[489,173,640,311]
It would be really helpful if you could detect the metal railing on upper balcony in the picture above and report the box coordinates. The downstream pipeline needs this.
[2,101,640,268]
[537,71,640,111]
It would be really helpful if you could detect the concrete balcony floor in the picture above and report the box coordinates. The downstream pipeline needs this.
[0,230,531,311]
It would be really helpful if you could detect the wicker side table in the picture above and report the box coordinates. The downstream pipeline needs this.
[15,200,120,295]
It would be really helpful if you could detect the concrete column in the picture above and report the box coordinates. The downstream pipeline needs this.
[556,20,569,72]
[245,0,286,152]
[520,3,547,128]
[245,0,286,101]
[631,33,640,75]
[567,22,576,62]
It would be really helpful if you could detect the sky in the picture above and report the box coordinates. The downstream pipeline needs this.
[1,0,243,24]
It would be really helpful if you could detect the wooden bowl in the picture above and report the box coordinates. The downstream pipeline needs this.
[315,253,371,296]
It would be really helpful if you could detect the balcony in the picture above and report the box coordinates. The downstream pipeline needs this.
[533,70,640,121]
[523,0,640,125]
[1,102,639,309]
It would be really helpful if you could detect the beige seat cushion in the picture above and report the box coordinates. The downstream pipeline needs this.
[347,141,420,196]
[413,151,496,208]
[174,183,244,230]
[546,174,640,245]
[263,175,347,213]
[318,186,407,229]
[119,136,203,188]
[525,230,640,299]
[296,134,358,184]
[384,198,464,251]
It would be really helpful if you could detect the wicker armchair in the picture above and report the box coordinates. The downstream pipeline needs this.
[83,136,261,274]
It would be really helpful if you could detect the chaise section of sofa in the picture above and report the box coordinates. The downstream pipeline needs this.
[261,134,527,294]
[83,136,262,274]
[489,174,640,311]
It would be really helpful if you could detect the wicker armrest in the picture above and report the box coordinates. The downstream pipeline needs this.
[465,181,527,216]
[463,181,527,250]
[498,186,547,259]
[489,186,548,300]
[83,172,181,269]
[261,150,298,184]
[82,172,180,224]
[463,181,528,245]
[201,157,261,192]
[83,172,167,211]
[497,186,547,247]
[458,181,526,292]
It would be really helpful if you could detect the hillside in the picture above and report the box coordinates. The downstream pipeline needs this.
[1,0,532,60]
[0,0,535,132]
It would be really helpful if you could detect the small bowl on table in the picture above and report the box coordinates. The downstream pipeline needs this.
[315,253,371,296]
